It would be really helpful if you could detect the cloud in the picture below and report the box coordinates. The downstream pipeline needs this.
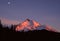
[0,17,20,25]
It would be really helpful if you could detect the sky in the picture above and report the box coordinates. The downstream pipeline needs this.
[0,0,60,31]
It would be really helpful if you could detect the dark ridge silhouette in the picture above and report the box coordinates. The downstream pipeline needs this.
[0,20,60,41]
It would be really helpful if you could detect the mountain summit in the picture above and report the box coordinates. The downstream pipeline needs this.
[15,19,57,32]
[15,19,40,31]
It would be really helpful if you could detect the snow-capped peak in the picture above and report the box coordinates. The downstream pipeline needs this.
[15,19,41,31]
[15,19,57,32]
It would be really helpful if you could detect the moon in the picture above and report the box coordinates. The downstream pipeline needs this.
[8,2,11,5]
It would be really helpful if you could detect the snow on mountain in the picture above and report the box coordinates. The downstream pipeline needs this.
[15,19,57,32]
[15,19,41,31]
[36,25,57,32]
[45,24,57,32]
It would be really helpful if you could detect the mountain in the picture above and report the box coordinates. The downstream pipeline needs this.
[15,19,41,31]
[15,19,57,32]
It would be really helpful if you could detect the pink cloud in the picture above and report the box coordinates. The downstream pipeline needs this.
[0,17,20,25]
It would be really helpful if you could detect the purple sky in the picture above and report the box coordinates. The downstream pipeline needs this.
[0,0,60,31]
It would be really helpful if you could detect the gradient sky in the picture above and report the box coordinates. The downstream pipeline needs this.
[0,0,60,31]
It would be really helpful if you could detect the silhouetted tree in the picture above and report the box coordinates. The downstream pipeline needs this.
[10,25,14,30]
[10,24,17,32]
[0,20,3,31]
[0,20,2,27]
